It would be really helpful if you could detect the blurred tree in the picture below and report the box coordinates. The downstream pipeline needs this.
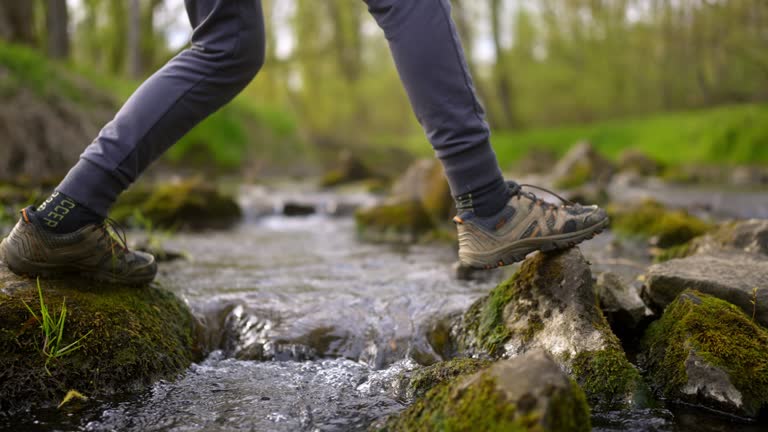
[46,0,70,59]
[0,1,36,45]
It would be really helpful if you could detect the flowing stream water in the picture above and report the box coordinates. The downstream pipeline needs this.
[2,184,767,432]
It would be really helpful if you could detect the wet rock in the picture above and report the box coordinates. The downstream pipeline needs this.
[378,349,591,432]
[552,141,615,189]
[110,177,242,230]
[221,305,319,362]
[402,357,491,400]
[729,166,768,186]
[608,199,712,247]
[355,200,435,243]
[617,150,663,177]
[687,219,768,257]
[594,272,653,332]
[642,252,768,327]
[355,159,454,243]
[130,239,186,263]
[390,158,454,221]
[641,290,768,418]
[455,248,641,410]
[282,202,316,216]
[0,267,200,415]
[563,183,610,207]
[320,151,374,187]
[662,164,729,185]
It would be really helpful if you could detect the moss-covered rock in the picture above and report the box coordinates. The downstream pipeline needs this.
[110,178,242,230]
[355,200,436,243]
[687,219,768,258]
[643,252,768,327]
[377,349,591,432]
[355,159,454,244]
[617,150,664,177]
[552,141,615,189]
[454,248,642,410]
[320,151,375,188]
[641,290,768,418]
[608,199,712,248]
[405,358,491,400]
[0,267,200,414]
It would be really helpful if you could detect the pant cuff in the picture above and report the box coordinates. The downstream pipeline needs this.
[57,158,126,217]
[442,141,506,197]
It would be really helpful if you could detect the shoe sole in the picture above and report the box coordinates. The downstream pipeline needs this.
[0,238,156,286]
[460,217,610,270]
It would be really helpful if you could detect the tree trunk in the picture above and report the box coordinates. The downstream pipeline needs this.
[0,0,36,45]
[490,0,518,129]
[128,0,143,78]
[46,0,70,59]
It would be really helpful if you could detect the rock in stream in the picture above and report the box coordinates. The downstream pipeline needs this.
[454,247,643,410]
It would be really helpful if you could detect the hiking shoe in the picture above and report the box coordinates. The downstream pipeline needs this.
[455,183,609,269]
[0,207,157,285]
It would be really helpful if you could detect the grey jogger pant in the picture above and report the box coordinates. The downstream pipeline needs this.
[58,0,505,217]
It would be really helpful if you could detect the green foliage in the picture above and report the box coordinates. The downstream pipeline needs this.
[0,41,83,103]
[491,104,768,169]
[21,279,93,376]
[608,199,712,247]
[642,290,768,417]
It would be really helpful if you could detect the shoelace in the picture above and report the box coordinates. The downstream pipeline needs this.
[516,183,576,207]
[101,217,130,252]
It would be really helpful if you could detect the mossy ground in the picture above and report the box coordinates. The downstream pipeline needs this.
[608,199,712,247]
[0,272,200,414]
[110,178,242,230]
[641,290,768,416]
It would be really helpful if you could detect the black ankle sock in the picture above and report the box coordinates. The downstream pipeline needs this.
[32,191,103,234]
[455,178,514,217]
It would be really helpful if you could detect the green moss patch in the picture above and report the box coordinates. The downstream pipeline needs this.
[0,270,200,414]
[383,374,536,432]
[407,358,491,400]
[458,255,547,356]
[641,290,768,417]
[608,199,712,247]
[571,348,642,411]
[110,178,242,230]
[382,362,591,432]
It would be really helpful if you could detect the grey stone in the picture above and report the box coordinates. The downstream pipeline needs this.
[643,252,768,326]
[681,351,743,410]
[551,141,615,187]
[595,272,653,331]
[689,219,768,257]
[455,248,641,410]
[379,349,591,432]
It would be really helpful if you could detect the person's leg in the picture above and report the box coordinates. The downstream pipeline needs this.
[364,0,512,217]
[0,0,265,284]
[57,0,265,219]
[366,0,608,269]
